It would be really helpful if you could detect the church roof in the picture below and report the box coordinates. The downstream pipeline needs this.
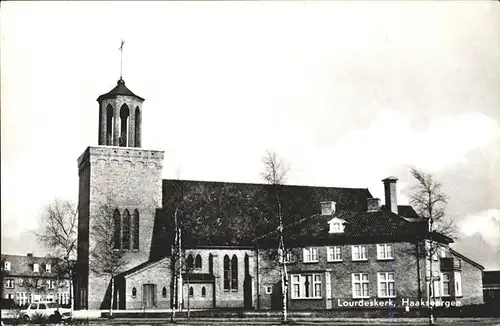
[96,78,144,102]
[149,179,373,259]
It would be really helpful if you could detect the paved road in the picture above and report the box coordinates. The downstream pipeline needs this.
[80,317,500,326]
[4,318,500,326]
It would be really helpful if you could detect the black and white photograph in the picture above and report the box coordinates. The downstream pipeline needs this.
[1,1,499,325]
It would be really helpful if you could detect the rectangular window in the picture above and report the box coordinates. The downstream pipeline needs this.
[352,273,369,298]
[441,272,450,297]
[352,245,367,261]
[327,246,342,262]
[46,264,51,273]
[376,244,394,260]
[4,261,11,271]
[377,272,396,298]
[33,264,39,273]
[455,271,462,297]
[5,279,15,289]
[283,250,295,263]
[440,247,446,258]
[265,286,272,294]
[303,247,318,263]
[48,280,54,289]
[290,274,322,299]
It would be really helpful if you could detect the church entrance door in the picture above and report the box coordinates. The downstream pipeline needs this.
[142,284,156,308]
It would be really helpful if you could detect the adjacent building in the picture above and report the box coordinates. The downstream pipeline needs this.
[1,254,71,307]
[483,271,500,304]
[73,77,484,311]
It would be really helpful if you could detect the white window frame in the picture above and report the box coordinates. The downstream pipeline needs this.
[440,247,446,258]
[46,264,51,273]
[5,279,15,289]
[48,280,54,289]
[4,261,11,271]
[303,247,319,263]
[377,272,396,298]
[290,274,322,299]
[352,273,369,298]
[454,271,462,297]
[351,245,367,261]
[33,263,39,273]
[441,272,451,297]
[376,244,394,260]
[283,250,295,263]
[265,286,273,294]
[327,246,343,262]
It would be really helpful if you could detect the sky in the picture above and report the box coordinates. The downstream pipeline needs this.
[1,1,499,269]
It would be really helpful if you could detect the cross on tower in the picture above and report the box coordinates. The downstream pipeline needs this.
[119,40,125,79]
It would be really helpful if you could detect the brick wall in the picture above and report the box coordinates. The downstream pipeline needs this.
[125,258,171,309]
[76,146,164,309]
[258,241,423,310]
[454,254,483,305]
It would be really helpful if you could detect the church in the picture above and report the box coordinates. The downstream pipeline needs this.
[73,77,484,311]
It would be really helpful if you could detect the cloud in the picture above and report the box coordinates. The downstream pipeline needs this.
[459,209,500,248]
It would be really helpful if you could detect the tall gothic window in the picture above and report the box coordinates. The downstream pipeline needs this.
[231,255,238,290]
[209,254,214,274]
[195,254,202,270]
[106,104,114,146]
[223,255,230,290]
[186,254,194,270]
[122,209,131,250]
[223,255,238,291]
[132,209,139,250]
[134,107,141,147]
[119,104,130,147]
[113,209,121,249]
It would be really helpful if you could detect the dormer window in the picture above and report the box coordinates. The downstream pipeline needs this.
[328,217,346,234]
[46,264,51,273]
[33,263,39,273]
[320,201,336,215]
[4,261,11,271]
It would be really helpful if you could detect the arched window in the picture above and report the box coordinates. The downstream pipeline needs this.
[201,286,206,297]
[131,287,137,298]
[134,107,141,148]
[113,209,121,249]
[132,209,139,250]
[106,104,114,145]
[162,287,167,298]
[119,104,130,147]
[231,255,238,290]
[209,254,214,274]
[223,255,230,290]
[186,254,194,270]
[189,287,194,297]
[122,209,131,250]
[245,254,250,276]
[195,254,202,270]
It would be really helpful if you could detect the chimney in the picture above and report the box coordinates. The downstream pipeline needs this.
[367,198,381,212]
[382,176,398,214]
[320,201,336,216]
[27,253,33,258]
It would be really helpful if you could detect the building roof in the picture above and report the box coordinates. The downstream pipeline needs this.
[1,254,69,278]
[450,248,485,270]
[151,179,373,258]
[483,271,500,286]
[182,273,215,283]
[380,205,421,220]
[256,208,434,248]
[96,78,144,102]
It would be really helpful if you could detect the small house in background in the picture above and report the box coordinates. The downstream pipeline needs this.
[1,253,72,308]
[483,270,500,304]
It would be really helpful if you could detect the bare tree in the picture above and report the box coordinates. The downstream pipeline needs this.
[261,150,290,323]
[36,199,78,311]
[90,201,127,317]
[409,168,455,326]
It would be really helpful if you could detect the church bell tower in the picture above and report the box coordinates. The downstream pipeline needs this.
[75,46,164,310]
[97,78,143,147]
